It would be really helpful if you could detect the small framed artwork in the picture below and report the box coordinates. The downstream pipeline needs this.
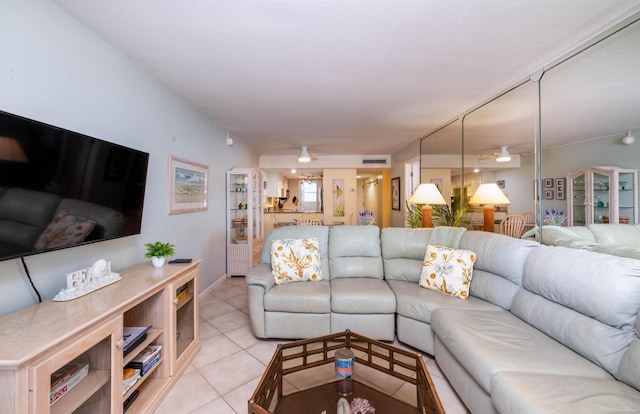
[496,179,505,189]
[544,178,554,188]
[555,178,566,200]
[168,155,209,214]
[391,177,401,210]
[544,189,554,200]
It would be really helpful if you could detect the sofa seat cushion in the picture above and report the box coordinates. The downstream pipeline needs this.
[264,280,331,313]
[330,278,395,314]
[431,308,612,393]
[388,280,501,323]
[492,372,640,414]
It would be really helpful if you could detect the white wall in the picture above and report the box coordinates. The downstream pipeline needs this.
[0,0,257,316]
[389,139,420,227]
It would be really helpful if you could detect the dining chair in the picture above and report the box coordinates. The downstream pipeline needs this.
[297,212,322,225]
[271,213,282,229]
[499,214,526,238]
[522,211,535,234]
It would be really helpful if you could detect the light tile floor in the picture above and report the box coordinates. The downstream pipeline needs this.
[155,277,469,413]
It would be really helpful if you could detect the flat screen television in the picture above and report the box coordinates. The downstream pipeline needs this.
[0,110,149,262]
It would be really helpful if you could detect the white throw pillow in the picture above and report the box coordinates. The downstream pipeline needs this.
[419,244,476,299]
[271,238,324,285]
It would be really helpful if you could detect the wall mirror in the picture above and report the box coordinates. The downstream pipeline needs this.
[540,17,640,231]
[420,14,640,245]
[461,80,538,233]
[420,119,462,222]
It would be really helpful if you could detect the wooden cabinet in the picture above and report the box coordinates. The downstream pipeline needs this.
[0,260,200,414]
[567,166,638,225]
[227,168,264,276]
[264,171,288,198]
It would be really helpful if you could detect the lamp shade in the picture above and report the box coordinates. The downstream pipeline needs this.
[469,183,511,205]
[297,146,311,163]
[0,136,28,162]
[408,183,447,205]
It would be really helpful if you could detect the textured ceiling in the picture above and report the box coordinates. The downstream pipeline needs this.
[53,0,640,157]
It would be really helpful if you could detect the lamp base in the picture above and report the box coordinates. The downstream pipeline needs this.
[422,205,433,228]
[482,206,495,232]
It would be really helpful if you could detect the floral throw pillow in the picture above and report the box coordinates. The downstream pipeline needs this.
[419,244,476,299]
[33,211,96,251]
[271,238,324,285]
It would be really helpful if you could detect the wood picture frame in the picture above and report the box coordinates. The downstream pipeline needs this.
[555,178,566,200]
[544,189,554,200]
[168,155,208,214]
[391,177,401,210]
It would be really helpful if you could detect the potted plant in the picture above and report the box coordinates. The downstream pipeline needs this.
[144,241,176,267]
[405,201,423,228]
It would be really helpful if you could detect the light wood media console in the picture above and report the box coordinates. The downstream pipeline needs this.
[0,260,201,414]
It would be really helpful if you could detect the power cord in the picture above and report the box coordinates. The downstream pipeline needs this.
[21,257,42,303]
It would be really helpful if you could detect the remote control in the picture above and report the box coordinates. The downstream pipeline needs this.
[169,258,192,264]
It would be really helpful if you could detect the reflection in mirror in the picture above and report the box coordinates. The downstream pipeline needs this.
[419,119,462,227]
[539,17,640,255]
[462,80,538,235]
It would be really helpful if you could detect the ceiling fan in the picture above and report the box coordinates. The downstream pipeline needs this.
[479,146,512,162]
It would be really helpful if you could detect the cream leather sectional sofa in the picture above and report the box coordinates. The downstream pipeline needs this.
[530,223,640,260]
[246,225,640,413]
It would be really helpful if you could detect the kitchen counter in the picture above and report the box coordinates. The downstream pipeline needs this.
[265,211,322,234]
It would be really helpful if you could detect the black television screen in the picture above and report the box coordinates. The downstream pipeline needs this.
[0,110,149,262]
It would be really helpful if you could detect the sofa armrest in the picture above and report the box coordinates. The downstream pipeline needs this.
[246,263,275,291]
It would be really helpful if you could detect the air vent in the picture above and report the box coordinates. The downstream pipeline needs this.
[362,159,388,164]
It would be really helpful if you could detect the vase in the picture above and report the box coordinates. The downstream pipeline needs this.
[151,256,166,267]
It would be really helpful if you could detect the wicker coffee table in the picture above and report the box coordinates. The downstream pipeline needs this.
[248,330,445,414]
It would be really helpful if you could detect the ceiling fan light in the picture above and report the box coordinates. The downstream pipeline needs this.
[297,146,311,163]
[622,130,635,145]
[495,146,511,162]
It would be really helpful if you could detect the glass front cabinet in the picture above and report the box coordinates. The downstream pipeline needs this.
[567,166,638,226]
[226,168,264,276]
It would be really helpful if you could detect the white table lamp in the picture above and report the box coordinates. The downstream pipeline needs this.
[469,183,511,232]
[408,183,447,228]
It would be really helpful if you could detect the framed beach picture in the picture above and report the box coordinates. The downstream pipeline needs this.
[168,155,208,214]
[391,177,401,210]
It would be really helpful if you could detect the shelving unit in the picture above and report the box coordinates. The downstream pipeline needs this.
[0,260,200,414]
[567,166,638,225]
[227,168,264,276]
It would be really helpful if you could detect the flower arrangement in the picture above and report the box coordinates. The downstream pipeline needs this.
[544,209,566,226]
[359,210,376,225]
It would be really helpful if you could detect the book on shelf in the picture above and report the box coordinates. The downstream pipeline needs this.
[50,362,89,405]
[126,345,162,375]
[123,326,151,355]
[176,283,190,301]
[123,389,139,412]
[122,367,141,396]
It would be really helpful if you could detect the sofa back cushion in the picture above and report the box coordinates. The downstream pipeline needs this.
[58,199,125,240]
[261,226,330,278]
[329,225,383,279]
[0,188,61,250]
[381,227,433,283]
[512,245,640,379]
[588,223,640,246]
[460,231,538,309]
